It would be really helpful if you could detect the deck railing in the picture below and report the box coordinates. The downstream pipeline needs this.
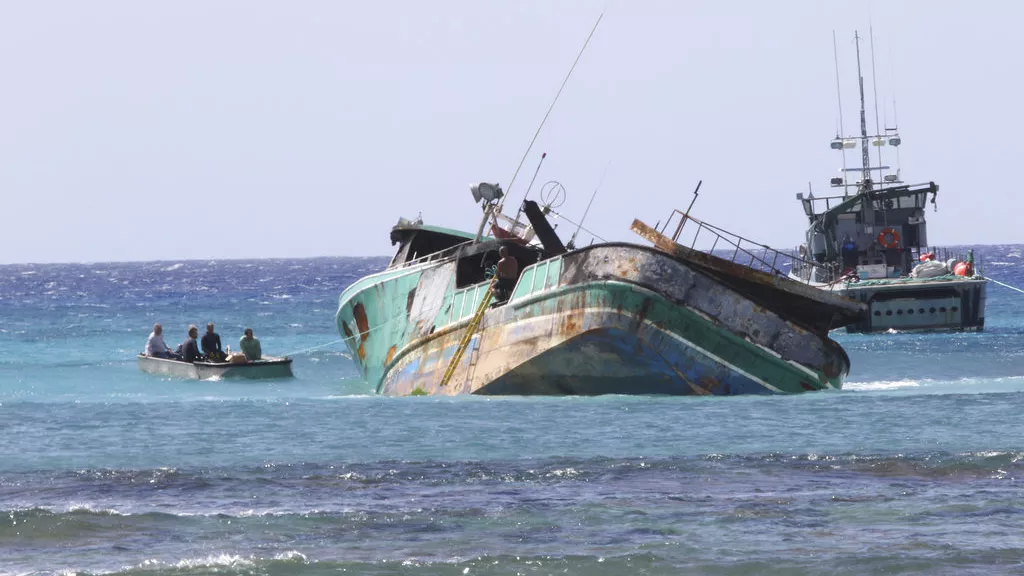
[659,209,828,283]
[388,240,475,270]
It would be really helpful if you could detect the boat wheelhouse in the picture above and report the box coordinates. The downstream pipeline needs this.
[788,31,986,333]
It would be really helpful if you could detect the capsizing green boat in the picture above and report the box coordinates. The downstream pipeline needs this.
[336,184,865,396]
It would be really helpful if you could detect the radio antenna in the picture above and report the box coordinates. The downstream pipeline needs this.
[853,31,870,184]
[500,12,603,212]
[869,25,884,184]
[832,30,848,191]
[889,42,902,175]
[510,152,548,229]
[568,161,610,249]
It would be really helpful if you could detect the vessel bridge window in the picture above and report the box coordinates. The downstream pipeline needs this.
[389,229,470,268]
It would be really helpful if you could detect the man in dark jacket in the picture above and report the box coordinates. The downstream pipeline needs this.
[201,322,224,362]
[179,325,203,363]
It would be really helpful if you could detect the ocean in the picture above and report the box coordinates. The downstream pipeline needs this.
[1,247,1022,576]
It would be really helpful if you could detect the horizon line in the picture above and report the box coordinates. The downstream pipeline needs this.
[1,242,1020,267]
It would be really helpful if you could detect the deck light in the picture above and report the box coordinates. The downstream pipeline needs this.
[470,182,503,204]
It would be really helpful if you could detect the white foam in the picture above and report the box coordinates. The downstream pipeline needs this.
[845,379,921,391]
[65,503,124,515]
[172,554,254,569]
[274,550,308,562]
[162,263,184,272]
[547,467,580,478]
[847,374,1024,393]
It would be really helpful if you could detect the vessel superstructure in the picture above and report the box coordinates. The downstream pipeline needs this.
[789,31,986,333]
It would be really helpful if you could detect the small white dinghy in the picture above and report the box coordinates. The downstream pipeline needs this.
[137,354,294,380]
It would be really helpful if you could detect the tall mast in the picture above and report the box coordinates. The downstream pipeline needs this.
[869,26,884,184]
[832,31,849,193]
[854,31,871,184]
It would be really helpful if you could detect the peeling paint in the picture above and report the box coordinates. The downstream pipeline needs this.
[353,302,369,361]
[338,238,853,396]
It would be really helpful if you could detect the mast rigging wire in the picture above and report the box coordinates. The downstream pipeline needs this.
[501,13,604,211]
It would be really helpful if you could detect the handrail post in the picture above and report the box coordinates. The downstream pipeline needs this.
[672,213,687,242]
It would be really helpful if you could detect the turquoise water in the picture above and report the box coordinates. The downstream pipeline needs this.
[1,250,1022,575]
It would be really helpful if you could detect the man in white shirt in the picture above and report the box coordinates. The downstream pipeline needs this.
[145,323,174,358]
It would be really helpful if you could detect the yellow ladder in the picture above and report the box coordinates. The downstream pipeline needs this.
[440,281,496,387]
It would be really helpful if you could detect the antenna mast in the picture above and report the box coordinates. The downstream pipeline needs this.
[869,26,884,184]
[854,31,870,184]
[889,42,902,177]
[500,13,603,213]
[568,161,610,248]
[832,31,848,192]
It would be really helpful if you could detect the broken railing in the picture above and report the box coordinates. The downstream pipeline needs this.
[658,209,828,282]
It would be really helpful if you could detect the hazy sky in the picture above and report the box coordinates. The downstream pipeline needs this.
[1,1,1020,264]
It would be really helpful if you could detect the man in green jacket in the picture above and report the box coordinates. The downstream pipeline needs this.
[239,327,262,361]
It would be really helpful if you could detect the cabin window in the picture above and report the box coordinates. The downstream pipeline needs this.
[389,242,412,268]
[390,230,470,267]
[455,249,500,288]
[453,244,544,289]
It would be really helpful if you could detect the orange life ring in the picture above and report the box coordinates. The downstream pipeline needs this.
[877,227,900,249]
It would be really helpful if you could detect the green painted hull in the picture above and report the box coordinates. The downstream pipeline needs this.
[337,243,850,396]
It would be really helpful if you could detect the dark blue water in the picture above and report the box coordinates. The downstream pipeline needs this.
[1,248,1022,575]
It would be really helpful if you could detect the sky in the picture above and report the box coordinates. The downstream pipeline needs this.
[1,0,1020,264]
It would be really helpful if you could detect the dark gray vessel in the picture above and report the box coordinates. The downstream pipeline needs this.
[789,31,986,333]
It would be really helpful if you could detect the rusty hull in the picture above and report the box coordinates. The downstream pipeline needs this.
[630,219,867,335]
[339,242,852,396]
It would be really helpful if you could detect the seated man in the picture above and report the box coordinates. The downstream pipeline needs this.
[179,325,204,363]
[239,327,262,361]
[201,322,225,362]
[494,245,519,302]
[144,323,175,358]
